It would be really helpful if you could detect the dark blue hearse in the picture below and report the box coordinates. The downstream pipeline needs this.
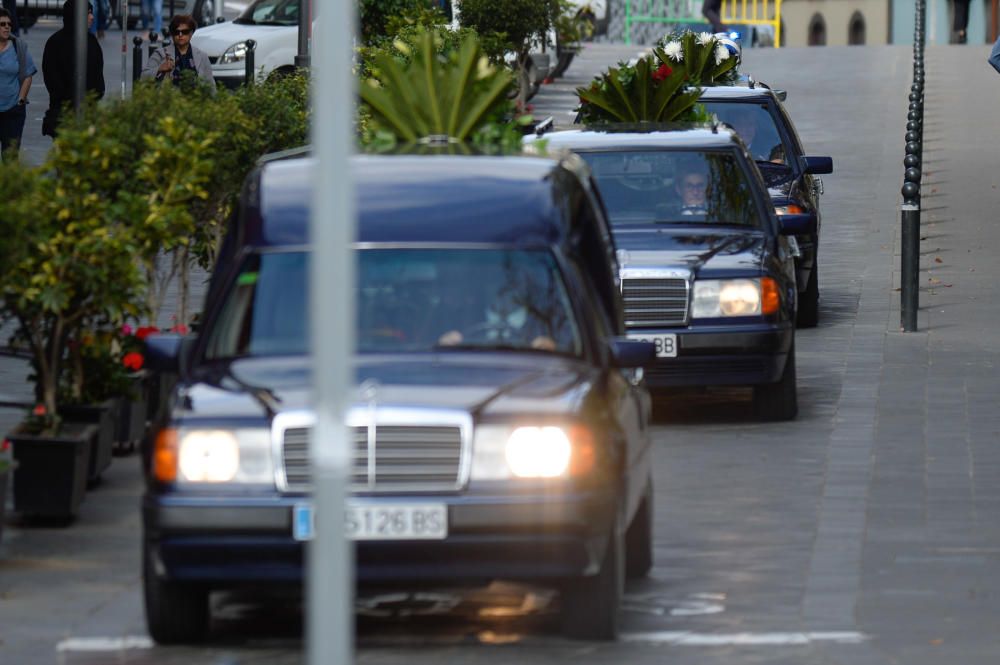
[527,124,805,420]
[141,151,655,643]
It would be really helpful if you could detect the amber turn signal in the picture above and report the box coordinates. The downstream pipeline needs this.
[153,428,179,483]
[761,277,781,315]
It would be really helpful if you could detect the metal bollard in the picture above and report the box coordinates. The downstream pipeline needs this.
[148,31,159,58]
[901,186,920,332]
[133,36,143,82]
[244,39,257,86]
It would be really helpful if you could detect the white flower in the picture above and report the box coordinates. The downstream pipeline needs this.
[714,44,730,65]
[696,31,714,45]
[662,41,684,62]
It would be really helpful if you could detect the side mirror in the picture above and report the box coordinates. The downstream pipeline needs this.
[145,334,198,376]
[609,338,657,368]
[777,212,817,235]
[216,16,225,22]
[774,89,787,101]
[802,156,833,175]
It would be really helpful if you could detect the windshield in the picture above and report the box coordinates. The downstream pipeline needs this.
[580,150,763,227]
[204,249,583,359]
[234,0,299,25]
[703,102,790,166]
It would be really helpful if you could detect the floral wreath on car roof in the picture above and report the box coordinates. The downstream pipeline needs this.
[576,30,740,125]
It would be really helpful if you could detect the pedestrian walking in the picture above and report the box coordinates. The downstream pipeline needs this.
[141,0,163,38]
[41,0,105,137]
[953,0,970,43]
[702,0,725,34]
[0,7,36,161]
[141,15,216,92]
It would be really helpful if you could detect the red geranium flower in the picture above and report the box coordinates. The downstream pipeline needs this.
[32,404,46,416]
[652,63,673,82]
[123,352,145,371]
[169,323,189,335]
[135,326,160,341]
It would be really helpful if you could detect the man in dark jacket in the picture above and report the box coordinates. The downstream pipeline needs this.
[41,0,105,137]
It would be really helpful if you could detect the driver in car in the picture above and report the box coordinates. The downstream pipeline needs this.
[437,302,558,351]
[676,168,710,215]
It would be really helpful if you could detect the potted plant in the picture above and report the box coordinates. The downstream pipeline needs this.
[575,30,740,125]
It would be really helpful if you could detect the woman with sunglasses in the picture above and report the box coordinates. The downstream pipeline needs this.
[0,7,36,160]
[142,15,215,92]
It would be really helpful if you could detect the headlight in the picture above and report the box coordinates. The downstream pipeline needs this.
[691,278,780,317]
[219,42,248,64]
[470,424,595,480]
[154,427,274,486]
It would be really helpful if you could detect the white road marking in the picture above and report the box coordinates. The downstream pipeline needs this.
[56,636,154,652]
[621,631,868,646]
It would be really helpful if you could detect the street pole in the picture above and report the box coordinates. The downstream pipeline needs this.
[121,0,128,98]
[308,1,354,665]
[73,0,87,115]
[213,0,223,23]
[295,0,310,69]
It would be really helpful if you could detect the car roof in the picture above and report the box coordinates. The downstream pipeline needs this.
[240,153,591,248]
[532,124,743,152]
[698,85,778,103]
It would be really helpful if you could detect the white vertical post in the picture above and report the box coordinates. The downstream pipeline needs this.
[308,0,355,663]
[121,0,128,98]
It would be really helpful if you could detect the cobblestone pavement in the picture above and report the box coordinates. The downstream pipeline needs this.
[3,41,1000,665]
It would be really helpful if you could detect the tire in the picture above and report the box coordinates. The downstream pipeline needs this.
[194,0,213,26]
[796,262,819,328]
[143,543,209,644]
[625,479,654,579]
[561,516,623,640]
[753,341,798,421]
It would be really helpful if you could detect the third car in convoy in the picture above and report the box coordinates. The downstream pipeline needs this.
[700,84,833,327]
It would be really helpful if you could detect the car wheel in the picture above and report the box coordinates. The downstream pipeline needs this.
[143,543,209,645]
[560,515,623,640]
[195,0,213,26]
[753,340,798,421]
[796,262,819,328]
[625,478,654,579]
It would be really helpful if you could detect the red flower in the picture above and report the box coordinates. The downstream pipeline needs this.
[32,404,46,416]
[169,323,189,335]
[123,352,145,371]
[135,326,160,341]
[652,63,673,82]
[1,439,10,453]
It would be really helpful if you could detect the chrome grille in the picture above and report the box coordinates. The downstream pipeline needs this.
[622,278,689,327]
[281,424,464,493]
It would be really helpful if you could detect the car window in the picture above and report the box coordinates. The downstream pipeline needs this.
[703,102,790,165]
[204,248,583,359]
[235,0,299,25]
[579,149,763,227]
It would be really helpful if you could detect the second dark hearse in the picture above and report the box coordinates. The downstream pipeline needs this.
[527,124,808,420]
[140,151,655,644]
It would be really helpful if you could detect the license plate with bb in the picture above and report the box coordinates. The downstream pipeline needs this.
[627,333,678,358]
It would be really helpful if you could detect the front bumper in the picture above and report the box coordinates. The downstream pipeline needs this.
[143,487,615,587]
[637,323,793,388]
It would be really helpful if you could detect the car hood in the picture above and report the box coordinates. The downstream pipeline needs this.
[179,354,597,422]
[613,224,767,277]
[191,22,294,55]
